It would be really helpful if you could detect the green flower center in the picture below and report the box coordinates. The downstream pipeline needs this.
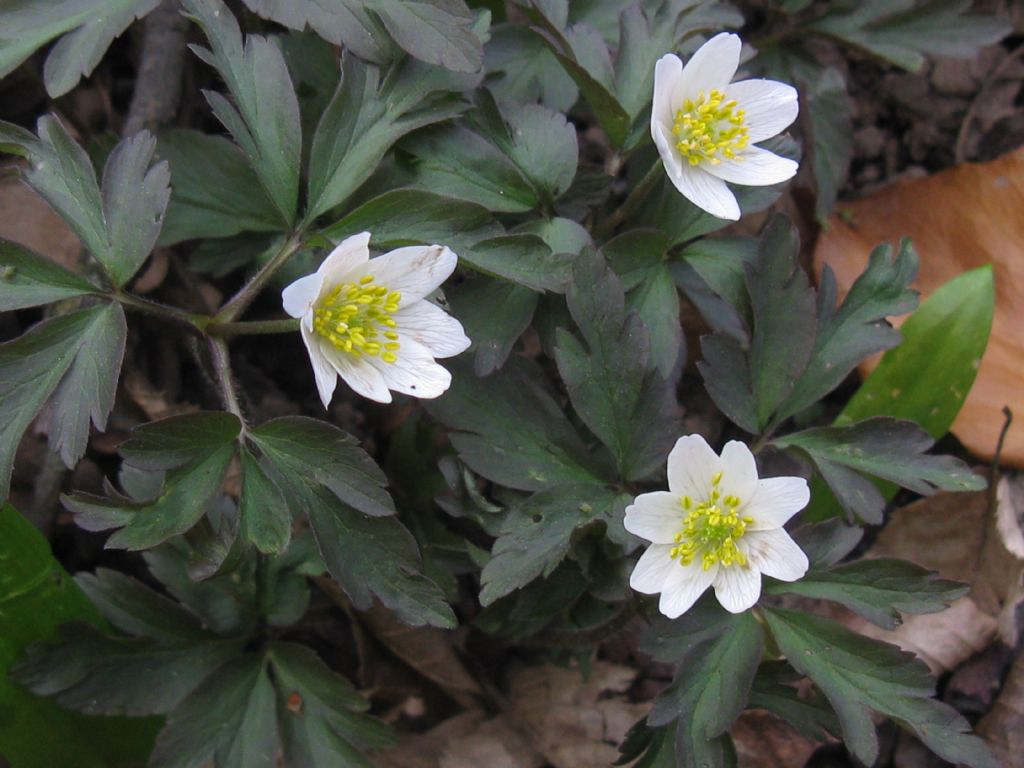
[312,275,401,363]
[669,471,752,570]
[672,89,749,166]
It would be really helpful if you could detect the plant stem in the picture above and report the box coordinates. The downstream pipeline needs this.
[594,160,663,241]
[215,234,303,324]
[115,290,209,333]
[208,337,244,423]
[208,318,300,338]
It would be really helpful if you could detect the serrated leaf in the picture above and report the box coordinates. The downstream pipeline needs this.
[0,301,126,499]
[767,558,968,629]
[460,233,573,291]
[64,412,241,549]
[0,0,159,97]
[2,117,170,287]
[774,417,985,523]
[321,188,502,255]
[554,252,679,480]
[748,660,840,742]
[183,0,301,226]
[370,0,483,73]
[764,607,997,768]
[479,484,627,605]
[306,51,470,221]
[641,600,762,768]
[306,487,456,628]
[809,0,1010,72]
[448,275,538,376]
[776,239,919,421]
[426,355,605,491]
[249,416,395,519]
[0,238,97,310]
[627,264,682,377]
[156,130,284,245]
[0,503,158,767]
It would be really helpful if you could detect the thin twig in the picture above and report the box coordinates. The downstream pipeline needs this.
[115,290,209,333]
[208,318,300,338]
[215,235,303,323]
[123,0,190,136]
[208,337,245,423]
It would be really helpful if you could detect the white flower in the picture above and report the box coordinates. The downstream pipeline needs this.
[625,435,809,618]
[651,33,799,221]
[281,232,470,406]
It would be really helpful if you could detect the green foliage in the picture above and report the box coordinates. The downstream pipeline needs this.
[0,239,98,310]
[0,302,126,498]
[774,417,985,524]
[764,608,998,768]
[0,0,160,96]
[0,117,170,287]
[0,504,158,767]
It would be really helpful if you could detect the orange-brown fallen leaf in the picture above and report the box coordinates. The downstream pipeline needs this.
[0,173,80,271]
[814,147,1024,466]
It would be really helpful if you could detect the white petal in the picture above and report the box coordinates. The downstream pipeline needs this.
[630,544,677,594]
[653,121,686,191]
[742,529,809,582]
[281,272,323,319]
[713,565,762,613]
[703,145,798,187]
[319,343,392,403]
[663,162,741,221]
[725,79,799,143]
[719,441,758,502]
[744,476,810,530]
[624,491,684,544]
[658,560,717,619]
[652,54,684,135]
[666,434,722,501]
[299,324,337,408]
[675,33,741,104]
[393,300,470,358]
[319,231,371,286]
[366,335,452,400]
[354,245,458,304]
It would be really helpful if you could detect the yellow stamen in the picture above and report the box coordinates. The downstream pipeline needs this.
[669,484,749,571]
[312,278,402,364]
[672,90,749,166]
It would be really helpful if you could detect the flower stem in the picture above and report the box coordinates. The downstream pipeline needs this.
[115,290,209,333]
[207,318,300,338]
[215,234,303,324]
[208,337,245,423]
[594,160,663,241]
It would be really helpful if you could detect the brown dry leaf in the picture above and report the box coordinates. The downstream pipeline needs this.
[507,662,648,768]
[0,173,81,270]
[358,602,483,708]
[851,486,1024,673]
[122,371,199,421]
[732,710,819,768]
[976,650,1024,767]
[814,147,1024,466]
[131,248,169,294]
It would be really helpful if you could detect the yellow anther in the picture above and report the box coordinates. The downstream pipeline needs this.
[359,274,374,285]
[712,471,723,486]
[312,277,404,364]
[670,483,751,572]
[672,89,749,165]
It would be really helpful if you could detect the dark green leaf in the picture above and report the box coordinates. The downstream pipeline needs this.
[321,188,502,254]
[767,558,967,629]
[370,0,483,73]
[156,130,284,244]
[774,417,985,523]
[239,450,292,555]
[678,235,757,335]
[0,0,159,97]
[777,239,919,420]
[448,275,538,376]
[0,238,97,310]
[555,252,679,480]
[0,503,157,767]
[790,520,863,568]
[184,0,302,226]
[426,356,605,491]
[484,22,577,110]
[249,416,395,519]
[0,302,126,499]
[460,233,573,292]
[748,661,840,742]
[809,0,1010,72]
[764,607,997,768]
[480,484,627,605]
[306,487,456,627]
[4,117,170,287]
[642,601,762,768]
[306,52,469,221]
[515,216,591,256]
[119,411,243,471]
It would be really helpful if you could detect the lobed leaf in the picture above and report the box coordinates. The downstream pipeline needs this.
[0,238,97,311]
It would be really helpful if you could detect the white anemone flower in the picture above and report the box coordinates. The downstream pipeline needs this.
[625,435,809,618]
[281,232,470,406]
[652,33,799,221]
